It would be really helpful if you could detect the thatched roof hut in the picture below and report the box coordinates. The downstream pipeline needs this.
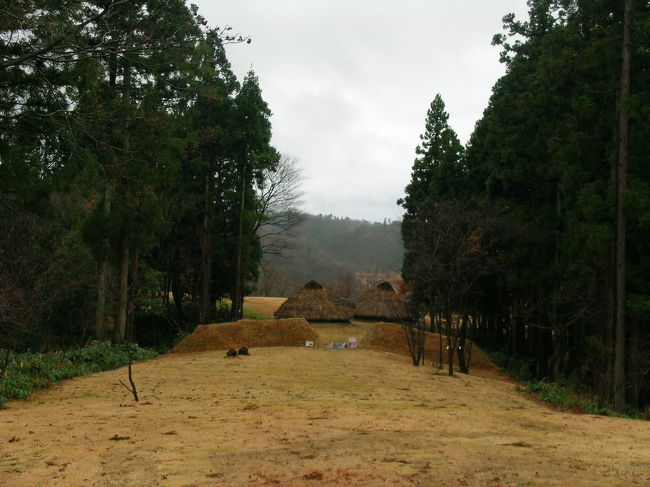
[274,280,354,322]
[354,281,404,322]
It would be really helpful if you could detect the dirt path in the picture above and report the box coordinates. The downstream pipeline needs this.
[308,321,374,347]
[2,347,649,487]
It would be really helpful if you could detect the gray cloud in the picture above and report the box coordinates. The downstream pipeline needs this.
[194,0,530,222]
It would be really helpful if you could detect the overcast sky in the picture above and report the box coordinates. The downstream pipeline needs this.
[193,0,530,222]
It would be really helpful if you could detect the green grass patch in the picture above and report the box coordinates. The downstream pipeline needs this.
[0,342,156,408]
[242,306,272,320]
[519,380,642,419]
[215,298,272,320]
[484,349,643,419]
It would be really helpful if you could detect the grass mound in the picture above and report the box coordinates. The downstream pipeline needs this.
[171,318,319,353]
[359,322,499,374]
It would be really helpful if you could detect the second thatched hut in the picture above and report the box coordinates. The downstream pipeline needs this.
[274,280,354,322]
[354,281,404,322]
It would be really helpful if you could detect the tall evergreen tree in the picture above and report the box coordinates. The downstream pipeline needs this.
[231,71,278,320]
[458,0,650,408]
[614,0,633,413]
[398,94,471,375]
[398,94,464,217]
[398,94,464,303]
[0,1,281,348]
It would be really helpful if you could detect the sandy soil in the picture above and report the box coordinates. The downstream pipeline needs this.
[2,345,650,487]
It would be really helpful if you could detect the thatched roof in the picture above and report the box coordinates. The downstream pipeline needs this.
[274,281,354,322]
[375,281,395,292]
[354,281,405,322]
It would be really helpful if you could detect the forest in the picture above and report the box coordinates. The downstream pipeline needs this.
[400,0,649,413]
[1,0,649,417]
[0,1,302,350]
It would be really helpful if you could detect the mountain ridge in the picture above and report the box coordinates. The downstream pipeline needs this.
[255,213,403,297]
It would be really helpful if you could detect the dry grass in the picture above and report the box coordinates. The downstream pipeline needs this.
[3,297,647,486]
[244,297,287,318]
[360,322,500,378]
[171,318,318,353]
[171,317,497,379]
[244,298,500,377]
[2,348,649,487]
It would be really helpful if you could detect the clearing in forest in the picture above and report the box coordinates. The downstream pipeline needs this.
[1,299,648,486]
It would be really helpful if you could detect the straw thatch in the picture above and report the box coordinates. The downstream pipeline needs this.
[274,280,354,322]
[354,281,405,322]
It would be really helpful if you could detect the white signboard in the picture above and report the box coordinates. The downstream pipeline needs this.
[305,341,314,347]
[348,337,357,349]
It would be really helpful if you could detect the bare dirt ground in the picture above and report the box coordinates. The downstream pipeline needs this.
[2,298,650,486]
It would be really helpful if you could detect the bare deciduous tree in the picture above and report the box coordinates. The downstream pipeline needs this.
[255,155,306,256]
[118,343,139,402]
[254,264,296,297]
[404,201,501,375]
[329,271,359,300]
[393,286,426,366]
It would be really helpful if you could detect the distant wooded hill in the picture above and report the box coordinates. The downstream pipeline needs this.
[254,214,403,297]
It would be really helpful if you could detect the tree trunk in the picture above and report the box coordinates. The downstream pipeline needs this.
[126,248,139,342]
[114,237,129,344]
[535,326,552,379]
[458,314,469,374]
[199,172,212,324]
[614,0,632,413]
[604,280,615,405]
[94,256,109,338]
[232,165,247,321]
[436,313,444,370]
[446,310,454,376]
[629,317,640,408]
[113,5,133,345]
[171,273,186,329]
[466,314,476,374]
[94,185,112,339]
[95,25,123,340]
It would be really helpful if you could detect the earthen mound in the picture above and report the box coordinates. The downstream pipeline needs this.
[172,318,319,353]
[359,322,499,374]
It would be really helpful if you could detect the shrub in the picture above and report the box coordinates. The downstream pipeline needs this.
[0,342,156,408]
[525,380,574,406]
[485,350,535,382]
[522,380,640,418]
